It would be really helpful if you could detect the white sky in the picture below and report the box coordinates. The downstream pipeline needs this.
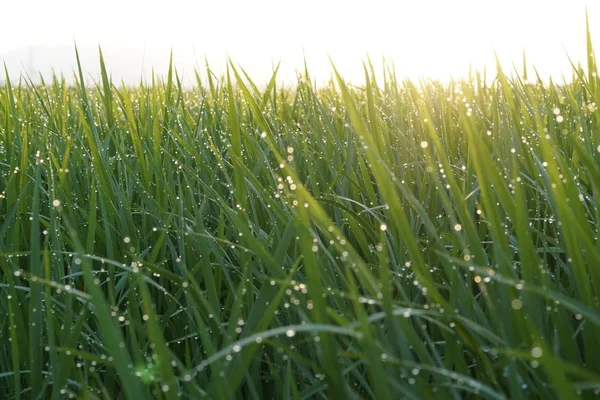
[1,0,598,85]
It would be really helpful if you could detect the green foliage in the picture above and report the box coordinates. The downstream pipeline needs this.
[1,31,600,398]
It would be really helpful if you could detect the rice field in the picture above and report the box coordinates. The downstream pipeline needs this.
[1,21,600,399]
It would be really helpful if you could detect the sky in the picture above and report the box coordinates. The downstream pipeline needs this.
[1,0,598,85]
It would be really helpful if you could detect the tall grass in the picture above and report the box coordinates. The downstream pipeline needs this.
[1,23,600,399]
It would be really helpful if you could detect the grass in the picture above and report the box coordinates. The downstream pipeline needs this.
[1,21,600,399]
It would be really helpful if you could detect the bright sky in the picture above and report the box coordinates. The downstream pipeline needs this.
[1,0,598,85]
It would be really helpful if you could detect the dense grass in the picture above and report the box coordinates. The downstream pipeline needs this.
[2,23,600,399]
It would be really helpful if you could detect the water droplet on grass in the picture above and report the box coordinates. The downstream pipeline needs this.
[511,299,523,310]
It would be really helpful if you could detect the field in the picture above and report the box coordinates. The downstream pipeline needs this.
[1,24,600,399]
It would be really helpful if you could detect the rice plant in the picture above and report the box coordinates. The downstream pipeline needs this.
[1,20,600,400]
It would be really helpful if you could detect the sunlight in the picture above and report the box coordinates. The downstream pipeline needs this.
[1,0,598,83]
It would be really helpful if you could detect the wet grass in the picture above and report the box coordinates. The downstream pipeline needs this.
[1,22,600,399]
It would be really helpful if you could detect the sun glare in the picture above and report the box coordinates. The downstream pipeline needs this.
[0,0,598,83]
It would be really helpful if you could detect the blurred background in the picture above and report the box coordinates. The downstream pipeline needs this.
[1,0,598,86]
